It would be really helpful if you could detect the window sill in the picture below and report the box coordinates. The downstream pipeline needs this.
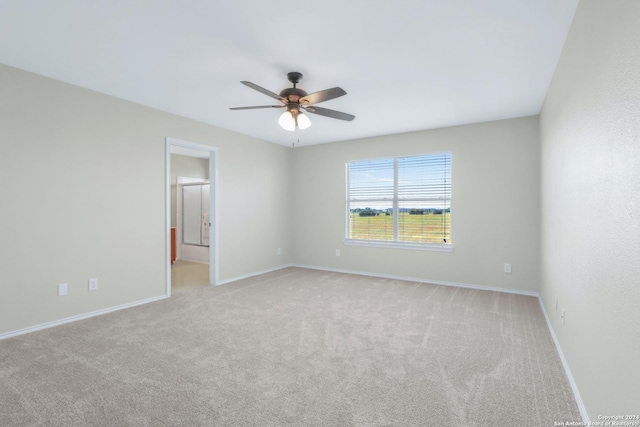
[343,239,453,252]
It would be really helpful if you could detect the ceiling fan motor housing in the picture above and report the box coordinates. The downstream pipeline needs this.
[279,87,308,104]
[282,71,308,104]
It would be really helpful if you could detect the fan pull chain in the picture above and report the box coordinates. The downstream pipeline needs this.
[293,126,300,147]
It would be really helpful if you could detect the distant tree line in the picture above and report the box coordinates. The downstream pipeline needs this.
[354,208,386,217]
[351,207,450,217]
[406,208,450,215]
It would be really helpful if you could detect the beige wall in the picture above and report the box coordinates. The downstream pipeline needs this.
[0,64,292,335]
[4,4,637,417]
[292,116,541,292]
[540,0,640,419]
[170,154,209,228]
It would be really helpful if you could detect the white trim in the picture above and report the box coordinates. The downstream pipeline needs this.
[393,158,399,241]
[170,144,209,159]
[345,152,453,246]
[216,264,294,286]
[1,260,588,422]
[0,295,168,341]
[344,162,350,240]
[166,137,219,294]
[344,239,453,252]
[167,137,215,156]
[292,264,538,296]
[293,263,587,421]
[165,142,172,296]
[209,148,219,287]
[538,298,590,424]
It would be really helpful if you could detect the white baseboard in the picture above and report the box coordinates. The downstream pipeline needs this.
[216,263,294,286]
[2,264,293,340]
[538,298,590,424]
[292,263,539,297]
[295,263,588,421]
[1,262,589,424]
[0,294,169,341]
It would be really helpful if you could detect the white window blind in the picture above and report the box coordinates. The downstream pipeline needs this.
[346,153,451,247]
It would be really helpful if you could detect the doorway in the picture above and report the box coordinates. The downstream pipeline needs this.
[176,178,210,263]
[165,137,218,296]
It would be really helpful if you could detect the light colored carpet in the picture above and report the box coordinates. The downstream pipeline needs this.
[0,267,581,426]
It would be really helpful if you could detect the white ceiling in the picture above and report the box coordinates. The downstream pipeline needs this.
[0,0,579,147]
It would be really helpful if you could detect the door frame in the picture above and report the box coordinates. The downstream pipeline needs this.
[165,137,219,296]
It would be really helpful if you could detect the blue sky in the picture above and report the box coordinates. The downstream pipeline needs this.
[348,154,451,210]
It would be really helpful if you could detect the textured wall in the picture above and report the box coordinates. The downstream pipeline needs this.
[292,116,541,292]
[0,64,292,335]
[540,0,640,419]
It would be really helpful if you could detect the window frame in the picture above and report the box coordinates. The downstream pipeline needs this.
[344,152,452,252]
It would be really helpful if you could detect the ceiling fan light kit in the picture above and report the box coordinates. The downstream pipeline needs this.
[230,72,355,132]
[278,109,311,131]
[296,112,311,129]
[278,111,296,131]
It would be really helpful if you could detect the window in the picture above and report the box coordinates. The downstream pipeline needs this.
[346,153,451,250]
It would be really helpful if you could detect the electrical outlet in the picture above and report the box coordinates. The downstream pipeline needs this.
[504,263,512,273]
[88,278,98,291]
[335,249,341,257]
[58,283,68,296]
[277,248,281,255]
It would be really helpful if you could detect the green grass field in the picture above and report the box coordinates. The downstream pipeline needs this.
[349,212,450,243]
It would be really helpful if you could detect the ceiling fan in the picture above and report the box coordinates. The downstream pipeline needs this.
[230,72,355,131]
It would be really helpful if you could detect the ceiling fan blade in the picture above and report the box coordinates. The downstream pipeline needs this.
[241,81,286,102]
[300,87,347,105]
[303,106,355,121]
[229,105,285,110]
